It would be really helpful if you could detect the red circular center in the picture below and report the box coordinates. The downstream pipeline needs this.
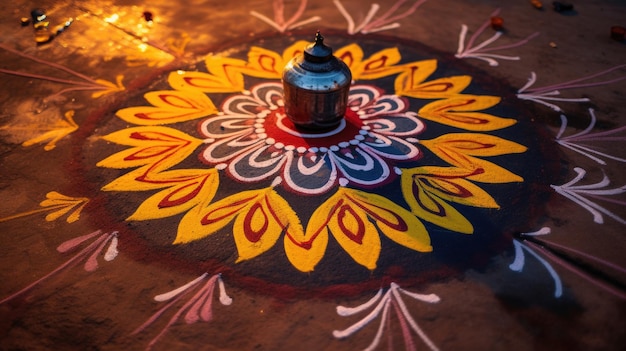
[263,106,363,149]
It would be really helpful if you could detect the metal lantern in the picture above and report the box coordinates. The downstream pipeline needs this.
[282,31,352,130]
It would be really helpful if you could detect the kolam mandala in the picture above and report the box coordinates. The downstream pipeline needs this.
[77,32,560,298]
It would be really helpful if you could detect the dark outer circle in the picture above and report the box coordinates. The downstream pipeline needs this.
[69,30,565,300]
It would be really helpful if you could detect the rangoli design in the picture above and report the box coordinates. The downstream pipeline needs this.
[2,1,625,350]
[96,40,526,273]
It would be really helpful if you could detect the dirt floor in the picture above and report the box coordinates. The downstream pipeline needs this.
[1,1,625,350]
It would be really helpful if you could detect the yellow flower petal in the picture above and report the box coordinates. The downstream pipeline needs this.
[305,188,432,270]
[175,190,260,244]
[394,59,438,95]
[418,95,516,131]
[327,195,381,270]
[97,127,202,172]
[400,75,472,99]
[22,110,78,151]
[176,187,301,264]
[356,48,403,80]
[102,168,210,192]
[91,74,125,98]
[401,171,474,233]
[403,167,500,208]
[232,190,291,262]
[335,45,406,81]
[282,40,310,64]
[345,189,432,253]
[246,46,284,79]
[306,188,378,269]
[284,223,327,273]
[127,169,219,220]
[284,195,331,272]
[420,133,527,183]
[116,89,218,125]
[101,167,157,192]
[168,70,236,93]
[168,56,249,93]
[335,43,365,77]
[40,192,89,223]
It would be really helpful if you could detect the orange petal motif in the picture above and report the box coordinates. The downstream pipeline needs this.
[420,133,527,183]
[335,44,365,78]
[176,186,303,264]
[127,169,219,220]
[116,89,218,125]
[100,167,163,192]
[358,48,403,79]
[283,40,310,65]
[168,56,249,93]
[297,188,432,271]
[401,167,501,233]
[246,46,284,79]
[404,167,500,208]
[245,41,310,79]
[169,42,310,94]
[393,59,437,95]
[282,40,309,64]
[284,220,329,273]
[40,191,90,223]
[336,45,404,81]
[22,110,78,151]
[97,126,203,173]
[418,95,516,131]
[92,74,125,98]
[103,168,210,192]
[399,75,472,99]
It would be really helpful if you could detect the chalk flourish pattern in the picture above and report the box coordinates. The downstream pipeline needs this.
[97,41,527,273]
